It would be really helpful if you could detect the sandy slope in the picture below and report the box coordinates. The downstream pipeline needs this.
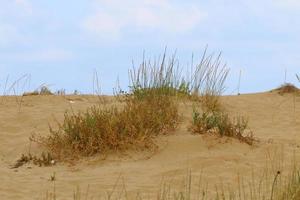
[1,92,300,199]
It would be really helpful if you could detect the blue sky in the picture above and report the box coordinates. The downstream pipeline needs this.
[0,0,299,94]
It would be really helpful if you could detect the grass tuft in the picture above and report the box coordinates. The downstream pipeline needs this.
[129,50,190,98]
[23,86,53,96]
[190,109,254,145]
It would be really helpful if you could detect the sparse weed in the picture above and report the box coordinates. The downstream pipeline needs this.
[43,165,300,200]
[185,49,253,145]
[191,109,254,145]
[23,85,53,96]
[12,152,55,168]
[55,89,66,96]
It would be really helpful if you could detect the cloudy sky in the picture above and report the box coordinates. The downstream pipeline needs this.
[0,0,299,94]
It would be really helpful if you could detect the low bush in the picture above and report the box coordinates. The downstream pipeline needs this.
[23,86,53,96]
[190,109,254,145]
[32,92,178,159]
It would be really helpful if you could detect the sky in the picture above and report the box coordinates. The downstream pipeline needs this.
[0,0,300,95]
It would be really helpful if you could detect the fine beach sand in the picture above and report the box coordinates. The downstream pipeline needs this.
[1,91,300,199]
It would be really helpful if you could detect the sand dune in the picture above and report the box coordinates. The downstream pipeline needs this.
[1,92,300,199]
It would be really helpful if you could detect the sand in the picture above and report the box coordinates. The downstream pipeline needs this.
[1,92,300,199]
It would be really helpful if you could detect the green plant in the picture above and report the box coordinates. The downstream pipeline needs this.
[191,109,254,145]
[129,48,229,101]
[129,51,190,99]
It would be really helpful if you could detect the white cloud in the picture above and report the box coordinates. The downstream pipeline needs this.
[82,0,205,40]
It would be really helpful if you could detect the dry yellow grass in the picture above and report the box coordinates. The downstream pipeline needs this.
[31,91,179,160]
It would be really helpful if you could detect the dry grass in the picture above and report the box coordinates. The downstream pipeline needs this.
[32,93,178,159]
[272,83,300,95]
[23,86,53,96]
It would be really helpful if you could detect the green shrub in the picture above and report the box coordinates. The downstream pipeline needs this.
[128,51,190,99]
[129,49,229,100]
[191,109,254,145]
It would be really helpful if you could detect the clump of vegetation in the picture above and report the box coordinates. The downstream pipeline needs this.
[186,50,229,114]
[31,48,253,160]
[32,93,178,158]
[126,51,192,100]
[190,110,254,145]
[272,83,299,95]
[32,52,181,160]
[23,86,53,96]
[12,152,55,168]
[187,50,254,145]
[129,49,228,101]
